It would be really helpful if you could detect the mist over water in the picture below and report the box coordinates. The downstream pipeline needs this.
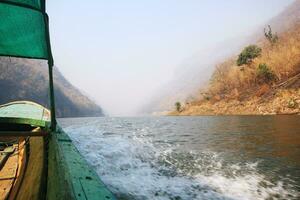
[60,116,300,200]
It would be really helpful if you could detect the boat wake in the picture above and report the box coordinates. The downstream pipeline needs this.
[63,120,299,200]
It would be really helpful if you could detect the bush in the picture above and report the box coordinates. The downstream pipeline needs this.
[204,96,211,101]
[256,63,276,83]
[264,25,278,44]
[175,102,181,112]
[287,98,298,109]
[237,45,262,66]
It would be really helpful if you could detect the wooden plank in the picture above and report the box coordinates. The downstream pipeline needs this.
[16,137,46,200]
[0,144,18,200]
[8,139,27,200]
[0,180,14,200]
[0,148,14,170]
[0,150,17,178]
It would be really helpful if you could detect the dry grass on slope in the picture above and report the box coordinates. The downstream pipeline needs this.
[208,25,300,100]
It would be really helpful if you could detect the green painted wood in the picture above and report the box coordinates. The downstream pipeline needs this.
[47,132,75,200]
[0,101,50,121]
[0,101,50,129]
[47,128,116,200]
[0,101,115,199]
[0,117,48,128]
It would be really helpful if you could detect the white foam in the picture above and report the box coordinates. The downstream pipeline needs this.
[63,121,299,200]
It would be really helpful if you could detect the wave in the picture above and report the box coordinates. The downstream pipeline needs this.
[63,120,299,200]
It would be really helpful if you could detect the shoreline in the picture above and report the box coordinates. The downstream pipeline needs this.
[168,88,300,116]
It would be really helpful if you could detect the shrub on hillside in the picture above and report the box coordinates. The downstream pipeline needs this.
[256,63,277,83]
[237,45,262,66]
[204,96,211,101]
[264,25,278,45]
[287,98,298,109]
[175,102,181,112]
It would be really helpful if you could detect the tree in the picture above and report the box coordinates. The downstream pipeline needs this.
[175,102,181,112]
[264,25,278,44]
[256,63,276,83]
[237,45,262,66]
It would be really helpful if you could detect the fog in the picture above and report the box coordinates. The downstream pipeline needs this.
[48,0,294,116]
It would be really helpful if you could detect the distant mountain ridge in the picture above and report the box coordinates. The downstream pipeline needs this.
[0,57,104,117]
[142,0,300,114]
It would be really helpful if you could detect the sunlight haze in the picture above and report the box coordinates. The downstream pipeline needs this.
[47,0,294,116]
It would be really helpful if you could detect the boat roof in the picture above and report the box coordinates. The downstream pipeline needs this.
[0,101,50,128]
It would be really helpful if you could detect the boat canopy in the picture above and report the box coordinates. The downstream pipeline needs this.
[0,0,49,60]
[0,0,56,130]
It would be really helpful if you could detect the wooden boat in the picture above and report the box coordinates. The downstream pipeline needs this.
[0,1,116,199]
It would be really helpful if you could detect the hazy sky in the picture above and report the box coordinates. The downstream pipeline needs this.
[47,0,293,116]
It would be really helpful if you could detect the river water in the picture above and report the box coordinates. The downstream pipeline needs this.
[59,116,300,200]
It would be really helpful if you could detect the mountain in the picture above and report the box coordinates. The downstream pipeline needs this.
[0,57,104,117]
[267,0,300,33]
[169,0,300,115]
[139,36,252,114]
[142,0,300,115]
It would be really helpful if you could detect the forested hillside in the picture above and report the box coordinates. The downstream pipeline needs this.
[0,57,104,117]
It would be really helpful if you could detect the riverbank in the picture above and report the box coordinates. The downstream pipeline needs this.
[169,87,300,116]
[169,16,300,116]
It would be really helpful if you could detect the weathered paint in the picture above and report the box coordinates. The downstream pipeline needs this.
[47,128,116,200]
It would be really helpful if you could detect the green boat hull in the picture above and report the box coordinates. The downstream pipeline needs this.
[0,101,116,200]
